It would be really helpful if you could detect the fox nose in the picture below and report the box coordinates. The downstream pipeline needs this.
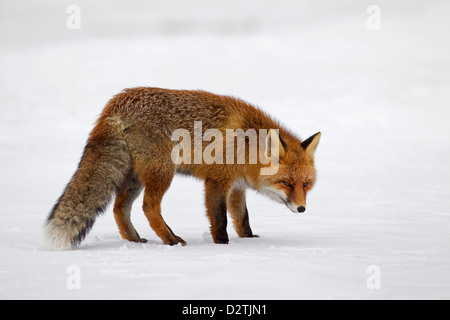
[297,206,306,213]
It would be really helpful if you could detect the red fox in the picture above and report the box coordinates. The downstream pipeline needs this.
[44,87,321,250]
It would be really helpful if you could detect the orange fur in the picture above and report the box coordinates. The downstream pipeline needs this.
[45,87,321,249]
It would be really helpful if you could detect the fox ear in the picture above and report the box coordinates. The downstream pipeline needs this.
[301,132,321,158]
[265,129,286,160]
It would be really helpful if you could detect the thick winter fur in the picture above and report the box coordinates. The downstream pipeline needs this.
[45,87,321,249]
[45,128,131,250]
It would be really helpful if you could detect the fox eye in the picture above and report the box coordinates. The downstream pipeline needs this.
[303,182,309,188]
[283,181,292,187]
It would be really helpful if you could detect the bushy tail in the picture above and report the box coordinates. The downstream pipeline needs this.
[44,126,131,250]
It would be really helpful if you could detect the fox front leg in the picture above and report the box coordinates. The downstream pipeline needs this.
[205,179,229,244]
[227,188,258,238]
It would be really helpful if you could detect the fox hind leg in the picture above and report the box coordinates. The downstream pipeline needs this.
[141,167,186,246]
[113,172,146,243]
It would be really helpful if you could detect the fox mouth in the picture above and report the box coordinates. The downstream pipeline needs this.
[276,195,297,213]
[282,199,300,213]
[260,186,299,213]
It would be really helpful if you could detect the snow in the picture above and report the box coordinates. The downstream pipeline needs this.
[1,0,449,299]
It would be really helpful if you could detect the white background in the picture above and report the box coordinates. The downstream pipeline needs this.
[0,0,449,299]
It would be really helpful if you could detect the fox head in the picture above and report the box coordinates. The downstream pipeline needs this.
[255,130,321,213]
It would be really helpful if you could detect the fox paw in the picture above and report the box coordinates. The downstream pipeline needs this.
[240,232,259,238]
[175,236,187,246]
[165,236,187,246]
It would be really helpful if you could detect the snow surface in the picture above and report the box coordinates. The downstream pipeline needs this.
[1,0,449,299]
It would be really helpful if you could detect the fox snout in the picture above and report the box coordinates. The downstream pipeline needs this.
[286,201,307,214]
